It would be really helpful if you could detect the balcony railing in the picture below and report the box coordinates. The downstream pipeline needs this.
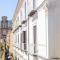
[14,43,60,60]
[22,43,28,52]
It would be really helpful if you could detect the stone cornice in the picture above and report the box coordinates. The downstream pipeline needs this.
[13,25,22,33]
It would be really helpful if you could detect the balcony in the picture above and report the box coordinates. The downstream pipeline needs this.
[20,43,38,55]
[21,43,28,52]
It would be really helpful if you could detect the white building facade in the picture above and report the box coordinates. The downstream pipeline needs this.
[13,0,60,60]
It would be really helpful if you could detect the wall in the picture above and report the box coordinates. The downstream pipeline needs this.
[48,0,60,58]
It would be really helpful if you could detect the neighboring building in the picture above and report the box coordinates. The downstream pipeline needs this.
[6,29,14,60]
[0,16,13,60]
[0,16,12,42]
[13,0,60,60]
[0,16,8,43]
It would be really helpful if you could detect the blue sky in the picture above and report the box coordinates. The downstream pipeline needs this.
[0,0,18,20]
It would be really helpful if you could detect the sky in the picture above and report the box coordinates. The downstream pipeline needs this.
[0,0,18,20]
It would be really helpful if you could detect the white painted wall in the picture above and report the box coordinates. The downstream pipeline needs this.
[13,0,60,60]
[28,0,33,13]
[48,0,60,58]
[37,8,48,58]
[36,0,44,9]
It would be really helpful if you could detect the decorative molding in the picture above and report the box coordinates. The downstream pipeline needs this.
[22,20,27,24]
[28,10,37,17]
[13,25,22,33]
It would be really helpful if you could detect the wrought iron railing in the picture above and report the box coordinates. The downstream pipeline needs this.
[14,43,60,60]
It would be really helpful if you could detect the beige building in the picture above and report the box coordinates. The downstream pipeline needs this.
[6,29,13,54]
[6,29,14,60]
[0,16,13,60]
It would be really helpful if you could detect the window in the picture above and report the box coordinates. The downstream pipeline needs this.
[18,58,19,60]
[33,55,38,60]
[22,31,27,51]
[16,35,17,46]
[1,22,5,28]
[2,21,8,28]
[23,31,26,43]
[33,26,37,53]
[5,21,8,28]
[20,33,22,49]
[2,30,7,35]
[18,34,19,46]
[33,26,38,60]
[15,56,17,60]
